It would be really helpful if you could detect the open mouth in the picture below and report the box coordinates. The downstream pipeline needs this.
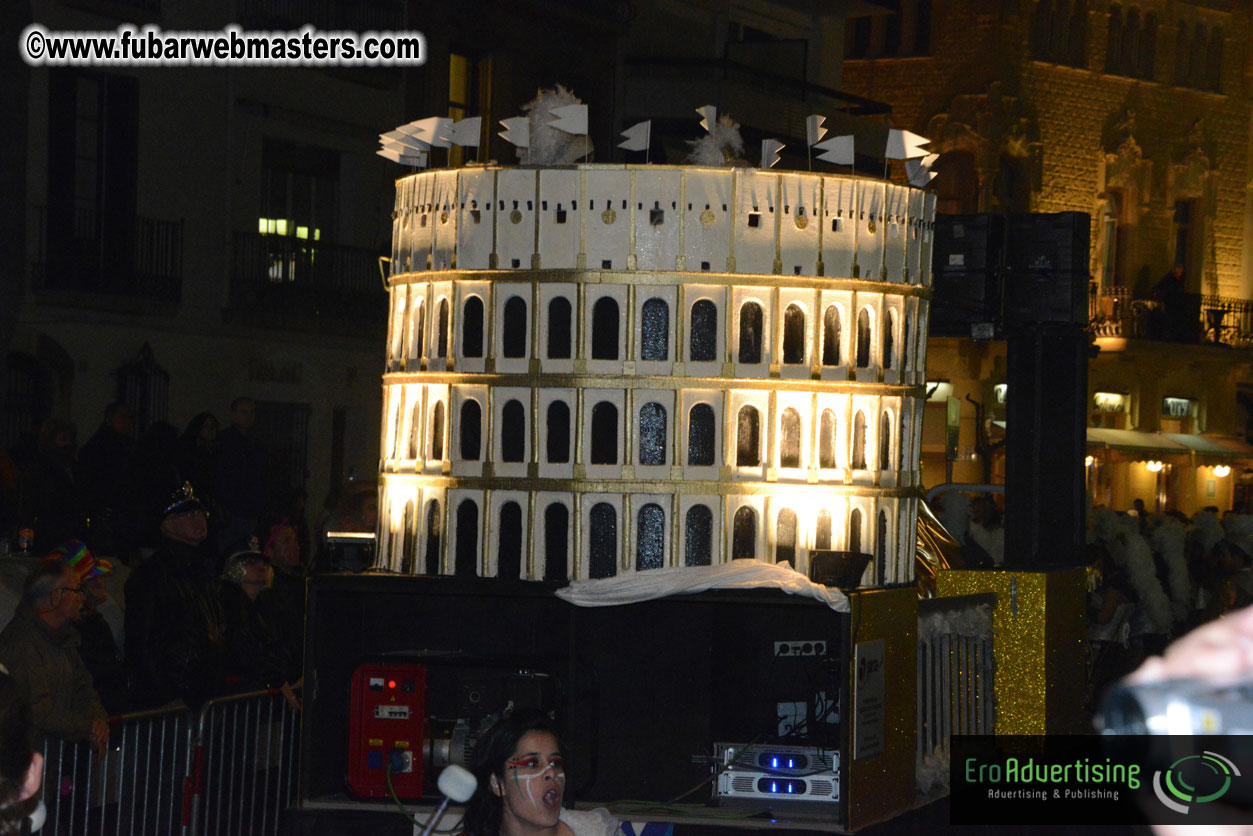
[542,788,560,810]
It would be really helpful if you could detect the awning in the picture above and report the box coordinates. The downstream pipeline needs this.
[1162,433,1253,463]
[1085,428,1191,460]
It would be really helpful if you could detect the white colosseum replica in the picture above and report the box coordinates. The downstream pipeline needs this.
[377,164,935,586]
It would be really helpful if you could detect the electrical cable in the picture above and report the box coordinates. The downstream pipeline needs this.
[384,759,463,834]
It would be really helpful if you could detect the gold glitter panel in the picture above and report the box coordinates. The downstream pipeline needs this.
[845,587,917,832]
[935,569,1088,735]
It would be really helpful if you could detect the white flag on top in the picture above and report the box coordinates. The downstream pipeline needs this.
[884,128,930,160]
[449,117,482,147]
[696,105,717,132]
[549,103,588,135]
[760,139,785,169]
[814,135,854,166]
[906,153,939,187]
[499,116,530,148]
[618,120,651,152]
[805,114,828,147]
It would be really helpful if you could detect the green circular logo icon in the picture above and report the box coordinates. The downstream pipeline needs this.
[1153,751,1240,815]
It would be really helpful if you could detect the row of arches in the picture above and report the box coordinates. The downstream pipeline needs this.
[388,389,910,475]
[391,289,913,373]
[385,494,896,582]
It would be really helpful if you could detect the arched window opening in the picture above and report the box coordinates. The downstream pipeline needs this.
[732,506,757,560]
[736,405,760,467]
[687,403,716,466]
[589,503,617,579]
[879,412,892,471]
[884,311,895,370]
[400,500,416,574]
[430,401,445,460]
[877,510,889,584]
[591,402,619,464]
[462,296,484,358]
[412,302,425,364]
[780,408,802,468]
[689,299,718,362]
[498,502,522,580]
[852,410,867,469]
[738,301,763,364]
[547,297,573,359]
[544,503,569,582]
[436,298,449,359]
[591,297,620,360]
[856,308,871,368]
[819,409,837,469]
[902,310,911,372]
[640,298,670,361]
[546,401,570,464]
[455,499,478,577]
[636,503,666,570]
[685,505,713,567]
[502,296,528,358]
[424,500,442,574]
[822,305,841,366]
[459,400,481,461]
[776,509,798,567]
[849,508,863,554]
[501,400,526,462]
[816,510,832,550]
[409,402,422,459]
[782,304,805,364]
[638,402,667,466]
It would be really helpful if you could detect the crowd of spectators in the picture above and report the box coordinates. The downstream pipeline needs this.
[0,396,380,759]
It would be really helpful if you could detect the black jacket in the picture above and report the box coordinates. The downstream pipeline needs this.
[124,538,227,709]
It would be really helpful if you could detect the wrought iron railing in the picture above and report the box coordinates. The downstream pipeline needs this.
[1089,285,1253,348]
[30,205,183,302]
[229,231,384,324]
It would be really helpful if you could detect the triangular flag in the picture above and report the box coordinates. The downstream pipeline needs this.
[814,135,854,165]
[377,146,428,167]
[696,105,716,133]
[380,131,429,153]
[499,116,529,148]
[906,153,939,187]
[449,117,482,147]
[806,115,828,147]
[760,139,784,169]
[885,129,930,160]
[549,104,588,135]
[408,117,454,148]
[618,120,651,152]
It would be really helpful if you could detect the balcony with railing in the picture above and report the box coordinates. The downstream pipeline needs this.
[1089,285,1253,348]
[229,231,385,333]
[30,205,183,303]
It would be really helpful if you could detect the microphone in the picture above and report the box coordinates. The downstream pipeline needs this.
[419,764,477,836]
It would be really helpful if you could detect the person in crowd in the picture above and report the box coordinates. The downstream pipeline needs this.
[43,542,128,715]
[0,668,44,836]
[315,482,379,572]
[123,483,226,710]
[0,561,109,758]
[18,419,86,554]
[215,398,268,555]
[262,518,307,663]
[74,403,135,555]
[219,549,300,709]
[126,421,184,553]
[464,710,621,836]
[967,494,1004,567]
[178,413,220,517]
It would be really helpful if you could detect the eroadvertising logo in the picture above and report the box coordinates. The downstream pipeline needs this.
[1152,751,1240,814]
[950,736,1252,825]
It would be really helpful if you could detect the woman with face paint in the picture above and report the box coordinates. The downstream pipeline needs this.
[463,710,621,836]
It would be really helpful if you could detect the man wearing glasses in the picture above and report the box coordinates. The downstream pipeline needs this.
[0,558,110,757]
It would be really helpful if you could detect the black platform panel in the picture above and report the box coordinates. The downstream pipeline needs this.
[930,214,1005,337]
[1003,212,1089,326]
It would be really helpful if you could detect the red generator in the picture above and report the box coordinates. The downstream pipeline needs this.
[347,663,426,798]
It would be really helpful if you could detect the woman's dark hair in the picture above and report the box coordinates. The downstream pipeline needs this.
[180,412,219,445]
[462,710,561,836]
[0,670,38,836]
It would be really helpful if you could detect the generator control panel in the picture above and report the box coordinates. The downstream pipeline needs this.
[347,663,426,798]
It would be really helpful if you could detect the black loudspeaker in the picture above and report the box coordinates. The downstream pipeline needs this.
[1004,323,1089,567]
[930,214,1005,337]
[808,550,872,588]
[1003,212,1090,326]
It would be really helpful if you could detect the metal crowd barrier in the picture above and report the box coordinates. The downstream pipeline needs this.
[36,689,299,836]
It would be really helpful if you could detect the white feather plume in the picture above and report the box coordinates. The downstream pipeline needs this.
[520,85,593,165]
[1191,510,1224,557]
[1149,517,1190,623]
[1091,509,1172,634]
[687,114,745,166]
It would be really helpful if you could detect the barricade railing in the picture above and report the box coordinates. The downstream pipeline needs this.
[36,689,299,836]
[915,597,995,795]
